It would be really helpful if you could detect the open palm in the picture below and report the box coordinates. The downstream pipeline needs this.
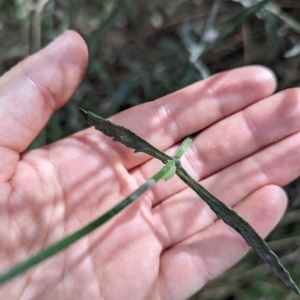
[1,31,300,300]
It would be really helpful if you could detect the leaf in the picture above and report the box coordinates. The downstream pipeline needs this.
[175,163,300,295]
[80,108,300,295]
[79,108,172,163]
[174,136,193,159]
[161,160,176,181]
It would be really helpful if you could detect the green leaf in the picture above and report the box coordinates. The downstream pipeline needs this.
[161,160,176,181]
[174,136,193,159]
[175,162,300,295]
[79,108,172,164]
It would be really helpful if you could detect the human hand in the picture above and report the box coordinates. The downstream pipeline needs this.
[1,31,299,300]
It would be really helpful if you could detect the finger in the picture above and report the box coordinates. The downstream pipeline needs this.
[158,185,287,300]
[95,66,276,169]
[187,87,300,180]
[134,87,300,205]
[152,131,300,248]
[0,31,88,181]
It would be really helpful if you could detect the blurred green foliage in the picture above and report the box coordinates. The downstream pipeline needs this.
[1,0,300,299]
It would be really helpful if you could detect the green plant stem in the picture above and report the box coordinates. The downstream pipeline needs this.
[0,161,172,285]
[0,136,192,285]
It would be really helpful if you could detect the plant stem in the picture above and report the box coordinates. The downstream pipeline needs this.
[0,161,173,285]
[0,136,193,285]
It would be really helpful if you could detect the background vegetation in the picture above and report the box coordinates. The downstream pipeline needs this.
[1,0,300,299]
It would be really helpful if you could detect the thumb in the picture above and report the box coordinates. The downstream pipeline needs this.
[0,30,88,181]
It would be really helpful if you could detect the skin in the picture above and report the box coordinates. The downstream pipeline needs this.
[0,31,300,300]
